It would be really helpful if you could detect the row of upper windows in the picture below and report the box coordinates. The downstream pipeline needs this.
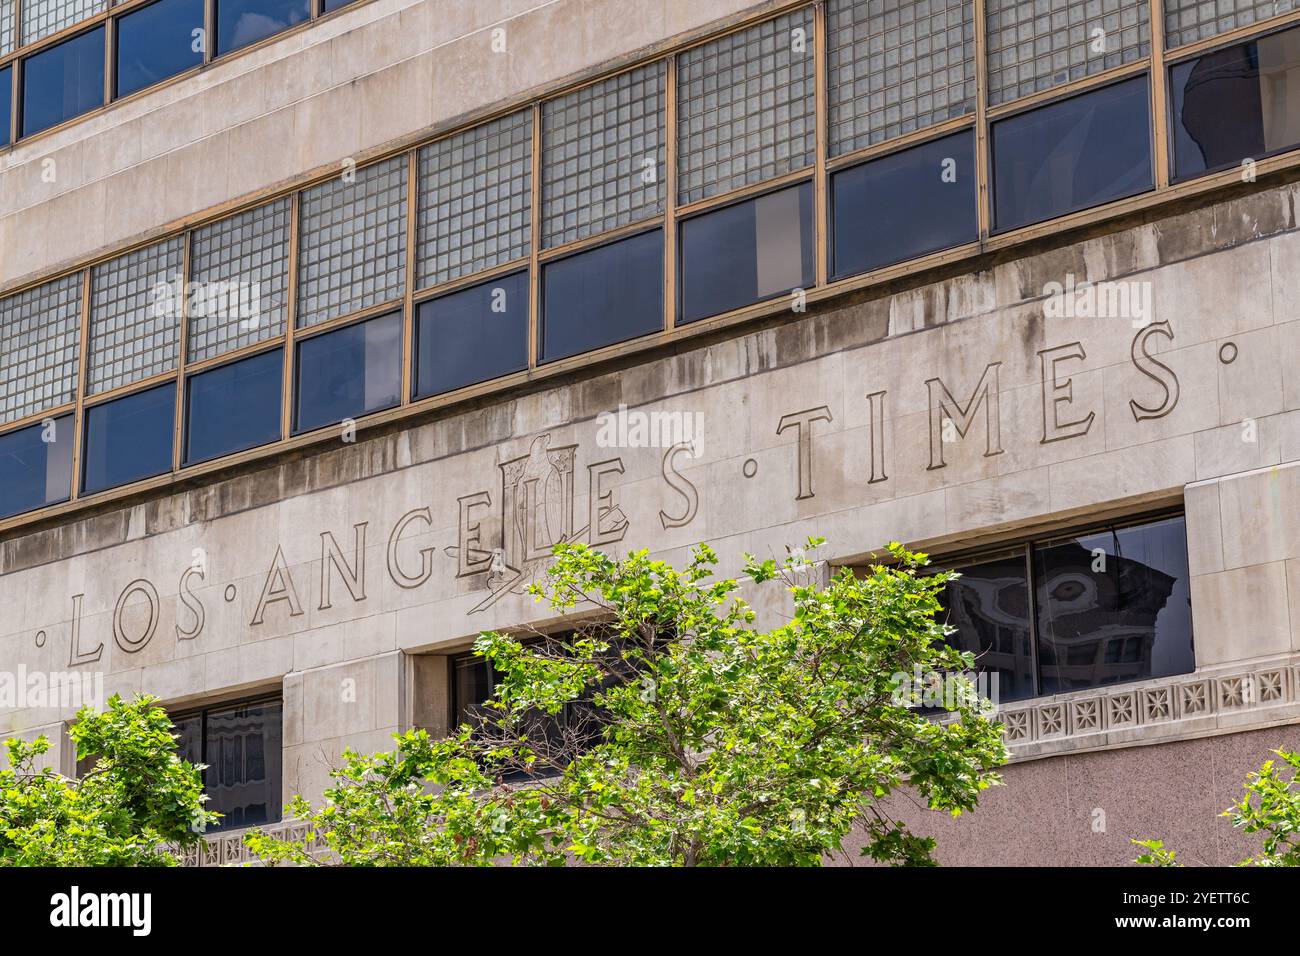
[1,7,1298,520]
[0,0,360,143]
[0,0,1285,146]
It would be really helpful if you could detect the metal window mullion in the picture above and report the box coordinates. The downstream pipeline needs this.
[527,101,541,369]
[68,268,92,501]
[8,44,17,145]
[663,53,678,332]
[172,232,192,472]
[1024,542,1042,698]
[103,10,113,103]
[973,0,991,240]
[281,192,300,439]
[1150,0,1171,189]
[813,0,828,288]
[401,150,416,404]
[204,0,214,64]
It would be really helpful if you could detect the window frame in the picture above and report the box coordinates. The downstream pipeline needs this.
[926,508,1195,702]
[170,692,284,835]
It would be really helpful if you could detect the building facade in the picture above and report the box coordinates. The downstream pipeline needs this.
[0,0,1297,866]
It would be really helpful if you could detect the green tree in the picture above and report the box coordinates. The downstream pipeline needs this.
[0,693,217,866]
[1135,749,1300,867]
[248,540,1007,867]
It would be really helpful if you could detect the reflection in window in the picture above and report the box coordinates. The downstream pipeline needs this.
[215,0,309,56]
[936,552,1035,702]
[991,75,1152,231]
[1034,516,1194,695]
[1171,25,1300,181]
[679,182,814,325]
[831,129,978,278]
[0,414,73,519]
[115,0,205,98]
[294,311,401,433]
[81,383,176,495]
[173,698,282,833]
[415,271,528,398]
[21,26,104,137]
[0,67,11,147]
[936,514,1194,703]
[185,348,282,465]
[540,229,663,363]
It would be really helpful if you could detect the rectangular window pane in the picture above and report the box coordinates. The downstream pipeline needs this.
[89,237,184,394]
[678,9,816,204]
[991,75,1152,232]
[417,110,532,288]
[0,1,14,56]
[938,552,1036,703]
[294,311,401,433]
[21,26,105,138]
[203,699,282,832]
[453,655,497,727]
[827,0,975,156]
[679,182,814,325]
[0,274,81,426]
[415,270,528,398]
[81,382,176,494]
[185,348,282,465]
[1034,516,1194,695]
[1164,0,1294,49]
[321,0,358,9]
[541,62,666,248]
[172,714,202,765]
[0,66,11,148]
[540,229,663,364]
[0,414,73,519]
[114,0,205,99]
[215,0,308,56]
[1170,24,1300,181]
[985,0,1150,106]
[297,156,407,330]
[189,198,290,363]
[22,0,104,44]
[832,129,977,278]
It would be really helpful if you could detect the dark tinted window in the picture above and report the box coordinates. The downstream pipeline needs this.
[322,0,360,10]
[540,229,663,363]
[81,383,176,495]
[1171,25,1300,181]
[0,67,11,148]
[679,182,814,325]
[1034,516,1193,695]
[938,552,1035,703]
[294,311,402,433]
[991,75,1152,232]
[0,414,74,519]
[175,699,282,833]
[22,28,106,138]
[185,348,283,464]
[215,0,310,56]
[832,129,978,278]
[115,0,206,99]
[415,271,528,398]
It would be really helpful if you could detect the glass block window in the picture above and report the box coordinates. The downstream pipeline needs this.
[417,109,532,288]
[188,198,291,363]
[1164,0,1296,48]
[88,237,184,395]
[985,0,1151,106]
[541,62,666,248]
[0,274,81,425]
[827,0,976,156]
[22,0,105,44]
[1,0,15,56]
[678,9,817,205]
[297,156,408,329]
